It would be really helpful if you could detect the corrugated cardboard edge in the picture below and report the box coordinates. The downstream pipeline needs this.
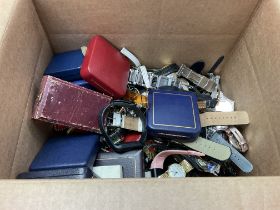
[0,0,53,178]
[33,0,260,69]
[217,0,263,75]
[221,0,280,175]
[0,0,18,49]
[9,39,53,178]
[0,177,279,210]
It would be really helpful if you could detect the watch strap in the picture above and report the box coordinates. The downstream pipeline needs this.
[150,150,205,169]
[207,56,224,74]
[177,64,217,92]
[200,111,249,127]
[209,133,253,173]
[197,99,218,110]
[158,171,169,178]
[180,159,194,173]
[183,137,231,161]
[227,126,249,153]
[120,48,141,67]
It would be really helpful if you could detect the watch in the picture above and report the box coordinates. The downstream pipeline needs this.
[128,68,189,90]
[158,160,193,178]
[123,89,148,108]
[208,132,253,173]
[183,155,221,176]
[149,63,180,76]
[208,126,249,153]
[150,150,205,170]
[167,163,186,177]
[177,64,217,93]
[98,100,147,153]
[226,126,249,153]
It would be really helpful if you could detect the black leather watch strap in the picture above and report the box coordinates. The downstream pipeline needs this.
[98,100,147,153]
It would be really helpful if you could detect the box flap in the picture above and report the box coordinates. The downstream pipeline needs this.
[0,177,279,209]
[0,0,17,46]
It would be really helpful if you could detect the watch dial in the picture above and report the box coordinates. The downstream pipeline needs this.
[168,164,186,178]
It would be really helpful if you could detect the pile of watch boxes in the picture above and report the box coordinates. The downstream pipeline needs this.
[17,35,253,179]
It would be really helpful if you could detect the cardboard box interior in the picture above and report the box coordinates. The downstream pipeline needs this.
[0,0,279,180]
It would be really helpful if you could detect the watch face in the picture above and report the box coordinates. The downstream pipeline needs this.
[168,164,186,178]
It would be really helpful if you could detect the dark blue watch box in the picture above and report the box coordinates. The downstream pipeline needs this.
[17,167,93,179]
[44,49,84,81]
[146,90,201,141]
[29,134,100,171]
[72,80,94,90]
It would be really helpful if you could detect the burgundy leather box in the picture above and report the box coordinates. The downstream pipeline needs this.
[80,36,130,99]
[33,76,112,133]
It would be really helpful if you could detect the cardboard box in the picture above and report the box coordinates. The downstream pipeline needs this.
[0,0,280,209]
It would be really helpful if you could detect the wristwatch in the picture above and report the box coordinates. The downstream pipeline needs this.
[149,63,180,76]
[128,68,189,90]
[208,126,249,153]
[177,64,217,93]
[98,100,147,153]
[123,89,148,108]
[183,155,221,176]
[158,160,194,178]
[150,150,204,177]
[122,47,189,91]
[226,126,249,153]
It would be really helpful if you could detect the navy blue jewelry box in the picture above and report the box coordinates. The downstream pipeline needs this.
[29,134,100,171]
[44,49,84,81]
[146,90,201,141]
[17,167,93,179]
[72,80,94,90]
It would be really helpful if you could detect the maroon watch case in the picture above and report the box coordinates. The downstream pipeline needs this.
[33,76,112,133]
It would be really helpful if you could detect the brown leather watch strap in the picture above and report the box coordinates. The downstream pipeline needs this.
[200,111,249,127]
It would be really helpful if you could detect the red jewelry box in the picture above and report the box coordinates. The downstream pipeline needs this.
[33,76,112,133]
[80,36,130,99]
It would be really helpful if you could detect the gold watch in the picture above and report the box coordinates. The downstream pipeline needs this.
[158,160,193,178]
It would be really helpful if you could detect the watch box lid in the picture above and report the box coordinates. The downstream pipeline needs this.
[147,90,201,139]
[44,49,84,81]
[94,150,144,178]
[29,134,100,171]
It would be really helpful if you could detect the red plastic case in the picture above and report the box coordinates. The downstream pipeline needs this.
[81,36,130,99]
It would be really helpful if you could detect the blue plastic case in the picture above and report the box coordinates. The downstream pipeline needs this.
[147,90,201,141]
[44,49,84,81]
[29,134,100,171]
